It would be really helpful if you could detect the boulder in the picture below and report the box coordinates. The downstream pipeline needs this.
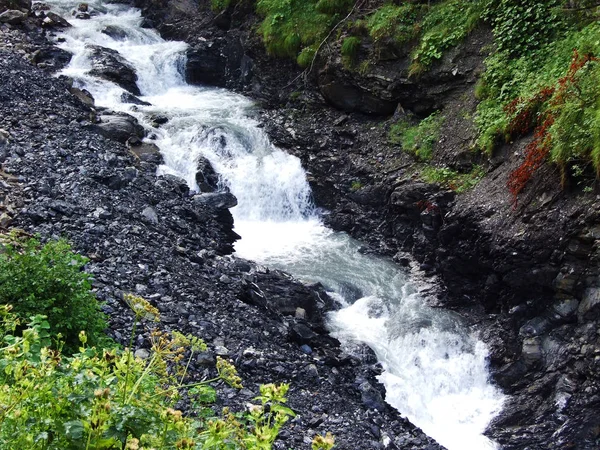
[0,0,30,13]
[86,44,140,95]
[192,192,237,210]
[70,87,94,106]
[121,92,151,106]
[0,9,27,24]
[101,24,128,40]
[93,113,144,143]
[128,141,163,164]
[42,11,70,28]
[195,156,219,192]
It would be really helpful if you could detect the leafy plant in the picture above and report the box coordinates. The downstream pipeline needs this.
[421,165,486,193]
[0,297,305,449]
[410,0,485,75]
[0,233,107,353]
[257,0,352,59]
[364,3,421,47]
[389,112,444,161]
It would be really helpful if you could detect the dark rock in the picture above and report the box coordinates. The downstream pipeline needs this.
[70,87,94,106]
[195,156,219,192]
[192,192,237,209]
[0,9,27,24]
[93,113,144,143]
[101,24,129,39]
[121,92,151,105]
[0,0,31,13]
[42,11,71,28]
[86,44,140,95]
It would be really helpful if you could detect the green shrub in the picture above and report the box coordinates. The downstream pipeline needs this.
[483,0,564,57]
[257,0,351,59]
[211,0,235,12]
[421,165,486,193]
[410,0,485,75]
[0,301,306,449]
[389,112,444,161]
[365,3,421,47]
[341,36,360,66]
[297,45,317,68]
[0,233,107,353]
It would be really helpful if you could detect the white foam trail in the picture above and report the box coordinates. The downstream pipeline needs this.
[48,2,506,448]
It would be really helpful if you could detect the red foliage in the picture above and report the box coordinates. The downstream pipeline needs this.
[507,50,599,204]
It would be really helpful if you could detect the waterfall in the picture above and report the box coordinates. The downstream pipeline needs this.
[49,1,506,448]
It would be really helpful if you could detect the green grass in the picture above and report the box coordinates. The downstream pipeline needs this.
[389,112,444,161]
[257,0,352,59]
[421,165,486,193]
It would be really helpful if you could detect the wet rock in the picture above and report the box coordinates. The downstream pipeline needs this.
[101,24,128,40]
[192,192,237,209]
[357,381,386,412]
[0,9,27,24]
[86,44,140,95]
[70,87,94,106]
[195,156,219,192]
[121,92,151,106]
[0,0,31,13]
[93,113,144,143]
[128,141,163,164]
[42,11,71,28]
[578,287,600,321]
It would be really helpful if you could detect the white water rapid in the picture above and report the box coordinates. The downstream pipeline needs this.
[48,1,506,448]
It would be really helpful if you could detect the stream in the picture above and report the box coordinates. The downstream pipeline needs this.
[47,1,506,448]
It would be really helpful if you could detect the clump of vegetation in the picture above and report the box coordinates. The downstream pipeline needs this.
[421,165,486,193]
[211,0,235,12]
[256,0,352,59]
[389,112,444,161]
[0,233,107,354]
[363,3,421,47]
[474,1,600,200]
[341,36,361,66]
[409,0,485,75]
[0,296,326,449]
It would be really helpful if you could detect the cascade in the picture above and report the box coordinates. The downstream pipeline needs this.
[49,2,506,448]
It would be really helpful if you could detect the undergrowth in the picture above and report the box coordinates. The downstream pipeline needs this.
[0,232,108,354]
[0,235,336,449]
[421,165,486,193]
[389,112,444,162]
[475,1,600,200]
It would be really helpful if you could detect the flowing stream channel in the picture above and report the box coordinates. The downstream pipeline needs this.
[47,1,506,448]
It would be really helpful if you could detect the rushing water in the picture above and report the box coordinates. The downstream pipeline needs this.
[48,1,506,448]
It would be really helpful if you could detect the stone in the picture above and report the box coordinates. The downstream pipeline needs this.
[93,113,144,143]
[357,381,386,412]
[70,87,94,106]
[141,206,158,224]
[578,287,600,322]
[121,92,151,106]
[42,11,71,28]
[0,9,27,24]
[195,156,219,192]
[521,337,543,366]
[128,142,162,164]
[101,24,128,40]
[86,44,140,95]
[192,192,237,209]
[134,348,150,360]
[0,0,30,13]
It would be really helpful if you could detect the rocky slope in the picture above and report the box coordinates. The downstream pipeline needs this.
[0,8,444,450]
[129,0,600,448]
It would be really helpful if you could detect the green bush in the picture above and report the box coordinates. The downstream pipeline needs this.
[389,112,444,161]
[0,301,321,449]
[257,0,351,59]
[410,0,485,75]
[364,3,421,47]
[0,234,107,353]
[421,165,486,193]
[483,0,564,57]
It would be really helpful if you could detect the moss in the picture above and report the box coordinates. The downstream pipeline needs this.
[389,112,444,162]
